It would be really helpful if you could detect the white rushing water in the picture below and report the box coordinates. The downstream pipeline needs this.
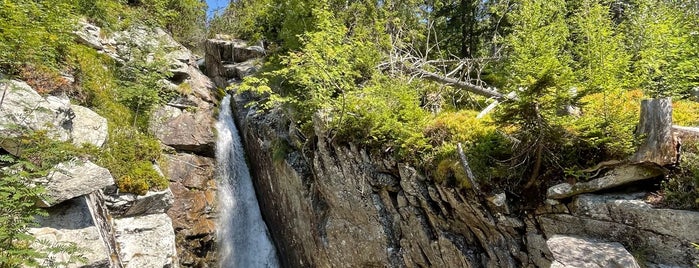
[215,95,279,268]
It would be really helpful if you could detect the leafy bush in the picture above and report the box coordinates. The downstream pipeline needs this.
[0,0,76,74]
[337,77,430,157]
[0,150,87,267]
[99,129,165,195]
[74,0,124,29]
[0,161,50,267]
[424,111,512,187]
[9,131,98,171]
[560,89,644,160]
[673,100,699,126]
[663,141,699,209]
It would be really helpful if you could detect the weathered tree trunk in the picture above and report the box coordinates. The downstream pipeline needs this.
[631,98,678,165]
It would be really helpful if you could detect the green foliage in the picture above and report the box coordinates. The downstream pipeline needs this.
[560,89,644,161]
[338,77,430,157]
[8,131,98,171]
[116,48,175,129]
[208,0,317,48]
[68,45,166,194]
[135,0,207,48]
[0,163,47,267]
[424,111,512,186]
[74,0,124,29]
[570,0,630,96]
[0,150,87,267]
[673,100,699,126]
[219,0,699,195]
[99,129,165,195]
[663,141,699,210]
[623,0,699,97]
[0,0,77,74]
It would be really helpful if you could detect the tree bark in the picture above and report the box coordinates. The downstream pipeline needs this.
[631,98,678,166]
[400,64,509,100]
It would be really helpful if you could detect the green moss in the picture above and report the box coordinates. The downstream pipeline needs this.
[99,129,165,195]
[424,111,512,187]
[673,100,699,126]
[68,44,167,195]
[271,138,291,162]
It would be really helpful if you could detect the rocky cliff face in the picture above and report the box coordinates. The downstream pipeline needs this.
[231,94,699,267]
[0,22,220,267]
[224,63,699,267]
[75,22,221,267]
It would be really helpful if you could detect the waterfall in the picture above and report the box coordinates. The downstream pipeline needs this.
[215,95,279,268]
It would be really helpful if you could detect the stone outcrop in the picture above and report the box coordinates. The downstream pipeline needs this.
[74,19,104,50]
[0,79,73,152]
[29,196,111,268]
[0,79,109,153]
[232,92,528,267]
[104,187,175,217]
[231,88,699,267]
[114,213,178,268]
[204,38,264,87]
[538,193,699,265]
[547,164,664,199]
[37,159,115,207]
[164,153,217,267]
[0,21,216,268]
[546,235,640,268]
[149,101,215,155]
[70,104,108,148]
[83,22,219,267]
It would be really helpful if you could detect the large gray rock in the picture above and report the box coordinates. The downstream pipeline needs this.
[547,164,663,199]
[570,194,699,243]
[204,38,265,87]
[70,105,108,148]
[673,125,699,143]
[233,59,260,79]
[149,103,215,155]
[74,19,104,50]
[38,160,115,207]
[114,213,178,268]
[29,196,111,268]
[165,49,193,82]
[104,188,175,218]
[547,235,640,268]
[539,193,699,266]
[0,79,73,154]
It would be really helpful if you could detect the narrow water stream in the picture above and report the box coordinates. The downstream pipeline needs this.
[215,95,279,268]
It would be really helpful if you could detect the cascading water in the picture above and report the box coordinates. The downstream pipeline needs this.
[215,95,279,268]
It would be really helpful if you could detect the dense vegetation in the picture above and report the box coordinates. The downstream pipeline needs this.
[0,0,697,265]
[216,0,699,203]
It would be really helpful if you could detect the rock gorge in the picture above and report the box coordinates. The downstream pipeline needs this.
[1,20,698,268]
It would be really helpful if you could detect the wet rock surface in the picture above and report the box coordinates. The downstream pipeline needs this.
[164,153,217,267]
